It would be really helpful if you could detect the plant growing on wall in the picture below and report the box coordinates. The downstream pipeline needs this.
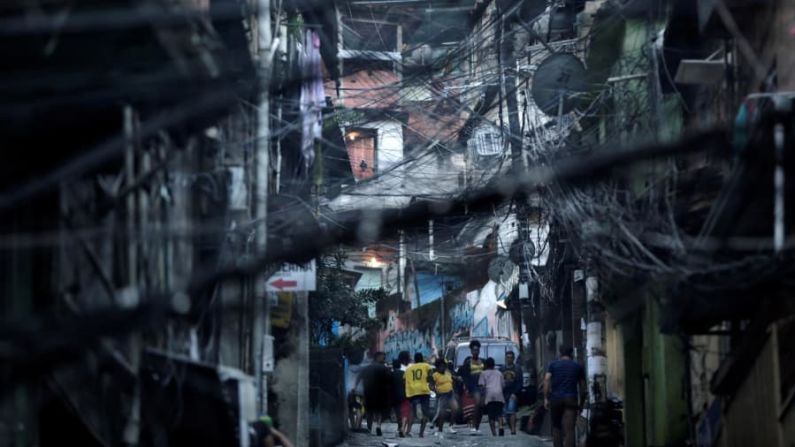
[309,250,386,348]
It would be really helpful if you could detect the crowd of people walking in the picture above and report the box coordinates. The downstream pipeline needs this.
[348,339,527,439]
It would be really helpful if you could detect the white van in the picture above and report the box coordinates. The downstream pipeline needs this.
[443,337,520,371]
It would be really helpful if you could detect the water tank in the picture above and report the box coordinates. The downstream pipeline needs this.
[548,6,575,40]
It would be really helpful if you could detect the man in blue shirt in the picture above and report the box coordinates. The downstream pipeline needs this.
[543,346,587,447]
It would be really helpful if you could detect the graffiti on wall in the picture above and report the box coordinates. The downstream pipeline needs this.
[383,324,440,359]
[448,301,474,335]
[377,280,517,360]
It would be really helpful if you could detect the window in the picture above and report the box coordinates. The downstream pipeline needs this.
[469,127,503,157]
[486,345,518,367]
[453,343,519,368]
[341,19,399,53]
[455,346,471,368]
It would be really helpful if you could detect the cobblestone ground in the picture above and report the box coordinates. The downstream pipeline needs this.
[337,422,553,447]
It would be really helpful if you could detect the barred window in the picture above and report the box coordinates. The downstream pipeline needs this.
[470,127,503,156]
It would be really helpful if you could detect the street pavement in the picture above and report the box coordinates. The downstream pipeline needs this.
[336,422,553,447]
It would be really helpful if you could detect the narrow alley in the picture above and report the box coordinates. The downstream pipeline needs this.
[339,423,552,447]
[2,0,795,446]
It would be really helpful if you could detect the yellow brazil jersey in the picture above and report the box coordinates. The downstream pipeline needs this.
[405,362,432,398]
[469,358,484,376]
[432,371,453,394]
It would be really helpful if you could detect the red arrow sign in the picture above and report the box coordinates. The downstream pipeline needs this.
[269,278,298,290]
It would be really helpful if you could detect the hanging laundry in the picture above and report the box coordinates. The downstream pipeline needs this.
[299,29,324,171]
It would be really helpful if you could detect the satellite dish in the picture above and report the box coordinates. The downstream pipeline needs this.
[531,53,589,116]
[488,256,516,284]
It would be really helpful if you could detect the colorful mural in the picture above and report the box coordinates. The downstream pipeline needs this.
[376,278,517,360]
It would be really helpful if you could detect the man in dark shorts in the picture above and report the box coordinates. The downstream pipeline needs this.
[356,351,392,436]
[544,346,587,447]
[479,357,505,436]
[501,351,523,435]
[458,339,484,432]
[404,352,433,437]
[391,357,408,437]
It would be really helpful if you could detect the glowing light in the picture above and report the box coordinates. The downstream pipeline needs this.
[365,255,384,268]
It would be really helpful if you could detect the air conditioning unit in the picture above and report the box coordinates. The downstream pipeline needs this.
[141,349,257,447]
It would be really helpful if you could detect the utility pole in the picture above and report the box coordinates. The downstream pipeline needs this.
[585,274,606,404]
[122,105,142,447]
[500,0,530,358]
[773,96,789,253]
[295,290,310,446]
[253,0,271,416]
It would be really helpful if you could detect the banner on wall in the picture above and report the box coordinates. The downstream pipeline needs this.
[271,292,294,329]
